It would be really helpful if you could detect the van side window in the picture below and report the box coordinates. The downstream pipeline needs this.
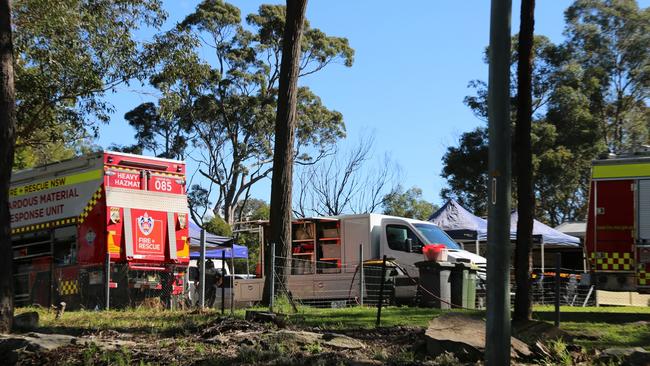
[386,225,423,253]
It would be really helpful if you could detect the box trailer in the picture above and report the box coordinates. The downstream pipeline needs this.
[585,150,650,293]
[255,214,486,303]
[10,151,190,309]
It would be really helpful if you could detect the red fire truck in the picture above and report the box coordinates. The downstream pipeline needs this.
[585,150,650,293]
[10,151,190,309]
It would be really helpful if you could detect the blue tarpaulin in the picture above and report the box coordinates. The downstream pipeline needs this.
[189,246,249,259]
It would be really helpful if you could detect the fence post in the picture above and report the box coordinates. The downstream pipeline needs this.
[376,255,387,327]
[105,252,110,310]
[221,250,226,314]
[554,252,561,327]
[199,229,206,309]
[270,242,276,312]
[359,244,364,306]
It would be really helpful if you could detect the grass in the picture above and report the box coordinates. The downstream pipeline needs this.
[532,306,650,351]
[282,305,481,329]
[14,306,220,336]
[15,305,650,352]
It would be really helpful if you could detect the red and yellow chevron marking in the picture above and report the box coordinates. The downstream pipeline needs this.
[58,279,79,296]
[11,217,77,235]
[639,269,649,286]
[78,187,103,224]
[589,251,634,271]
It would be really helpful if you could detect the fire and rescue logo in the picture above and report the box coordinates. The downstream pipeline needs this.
[137,212,155,236]
[110,207,121,223]
[178,213,187,229]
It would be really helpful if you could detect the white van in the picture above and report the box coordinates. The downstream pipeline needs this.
[336,214,486,278]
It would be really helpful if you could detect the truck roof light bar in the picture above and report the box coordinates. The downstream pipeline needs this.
[117,159,169,171]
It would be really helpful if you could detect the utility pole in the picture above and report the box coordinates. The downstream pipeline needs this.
[486,0,512,365]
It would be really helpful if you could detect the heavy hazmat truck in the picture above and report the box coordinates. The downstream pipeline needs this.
[10,151,190,308]
[585,149,650,293]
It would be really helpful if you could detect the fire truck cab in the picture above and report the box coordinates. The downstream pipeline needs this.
[10,151,190,309]
[585,149,650,293]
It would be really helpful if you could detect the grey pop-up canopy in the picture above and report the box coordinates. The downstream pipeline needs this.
[428,199,488,241]
[510,212,580,248]
[429,200,580,248]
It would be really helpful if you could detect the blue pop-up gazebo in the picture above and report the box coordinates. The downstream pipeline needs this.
[188,221,248,259]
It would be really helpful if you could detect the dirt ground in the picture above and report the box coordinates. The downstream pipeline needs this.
[4,310,649,365]
[6,317,447,366]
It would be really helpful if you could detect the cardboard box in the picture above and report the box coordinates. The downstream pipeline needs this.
[321,228,339,238]
[321,243,340,258]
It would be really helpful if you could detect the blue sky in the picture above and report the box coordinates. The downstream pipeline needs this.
[97,0,647,208]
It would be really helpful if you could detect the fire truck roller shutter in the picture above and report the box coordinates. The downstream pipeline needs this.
[167,212,177,260]
[123,208,135,259]
[639,180,650,241]
[105,188,188,214]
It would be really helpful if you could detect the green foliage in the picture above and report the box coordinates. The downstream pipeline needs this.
[542,338,574,366]
[128,0,353,224]
[203,216,232,237]
[565,0,650,153]
[441,128,490,217]
[304,342,322,354]
[382,185,438,220]
[120,101,193,159]
[12,133,99,170]
[12,0,166,168]
[235,198,270,222]
[440,0,650,225]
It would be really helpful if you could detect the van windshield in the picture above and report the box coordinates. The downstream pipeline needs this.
[413,224,461,250]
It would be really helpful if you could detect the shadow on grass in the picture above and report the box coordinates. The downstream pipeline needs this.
[15,311,218,337]
[533,311,650,324]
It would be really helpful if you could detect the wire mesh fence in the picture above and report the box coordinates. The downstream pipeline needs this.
[103,263,186,310]
[92,255,646,312]
[266,257,612,311]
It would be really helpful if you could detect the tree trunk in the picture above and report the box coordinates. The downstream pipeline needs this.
[0,0,16,333]
[513,0,535,323]
[263,0,308,305]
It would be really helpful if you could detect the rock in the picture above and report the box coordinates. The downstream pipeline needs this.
[13,312,39,330]
[265,330,366,350]
[0,333,77,352]
[322,334,365,350]
[348,359,383,366]
[245,310,286,327]
[271,330,321,345]
[602,347,647,358]
[602,347,650,366]
[624,349,650,366]
[424,313,531,362]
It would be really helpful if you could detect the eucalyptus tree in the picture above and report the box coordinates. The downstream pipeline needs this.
[266,0,309,305]
[128,1,353,226]
[11,0,167,168]
[565,0,649,153]
[0,0,16,333]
